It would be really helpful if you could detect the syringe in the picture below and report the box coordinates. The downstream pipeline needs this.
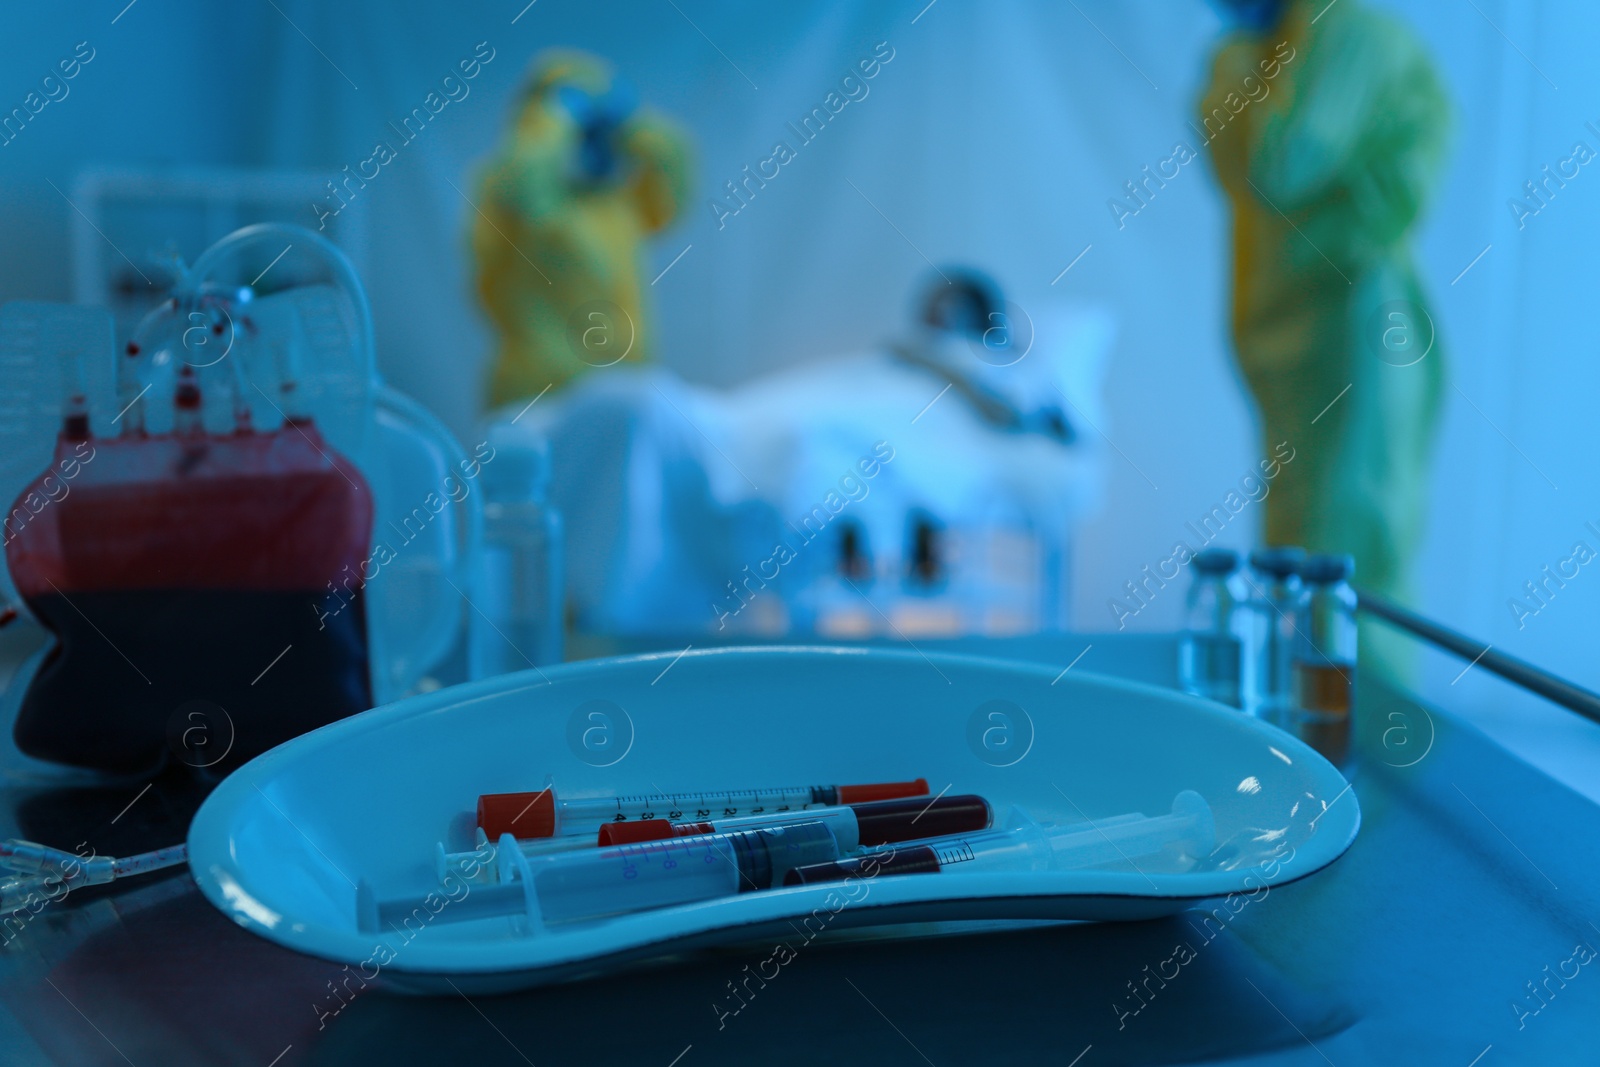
[359,821,843,933]
[783,791,1215,884]
[475,778,929,838]
[598,793,989,846]
[434,828,595,886]
[440,793,993,885]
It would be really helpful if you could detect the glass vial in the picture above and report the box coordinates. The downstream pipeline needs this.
[1246,546,1307,727]
[1289,554,1357,766]
[1179,548,1246,708]
[469,435,564,677]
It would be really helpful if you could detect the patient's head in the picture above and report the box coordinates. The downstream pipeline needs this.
[1211,0,1291,32]
[918,268,1004,339]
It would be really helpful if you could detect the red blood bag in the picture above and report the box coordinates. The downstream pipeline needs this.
[6,367,375,774]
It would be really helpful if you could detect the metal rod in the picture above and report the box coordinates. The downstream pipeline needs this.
[1355,586,1600,726]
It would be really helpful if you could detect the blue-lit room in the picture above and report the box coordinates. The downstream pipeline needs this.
[0,1,1596,1063]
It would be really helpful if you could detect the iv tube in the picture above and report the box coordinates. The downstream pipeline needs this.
[58,350,91,440]
[0,839,188,914]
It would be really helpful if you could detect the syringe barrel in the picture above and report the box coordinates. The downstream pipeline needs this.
[783,845,943,885]
[783,794,1218,884]
[368,821,846,932]
[554,787,820,833]
[477,787,818,839]
[783,825,1039,885]
[437,835,589,885]
[477,780,931,839]
[1044,790,1214,871]
[360,877,526,933]
[533,835,742,924]
[599,794,993,851]
[531,820,841,924]
[664,808,864,853]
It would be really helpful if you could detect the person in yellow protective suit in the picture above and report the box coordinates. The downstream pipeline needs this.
[473,51,691,409]
[1202,0,1450,678]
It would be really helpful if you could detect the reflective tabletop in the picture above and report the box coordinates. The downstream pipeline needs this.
[2,627,1595,1066]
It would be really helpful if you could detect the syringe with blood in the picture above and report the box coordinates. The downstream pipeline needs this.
[474,778,929,838]
[439,793,991,885]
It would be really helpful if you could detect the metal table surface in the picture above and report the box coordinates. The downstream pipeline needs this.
[1,627,1596,1066]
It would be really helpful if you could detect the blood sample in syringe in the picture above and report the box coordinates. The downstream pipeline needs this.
[476,778,929,838]
[596,793,990,847]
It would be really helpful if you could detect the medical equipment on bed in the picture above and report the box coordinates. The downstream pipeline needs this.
[495,272,1113,640]
[784,791,1215,884]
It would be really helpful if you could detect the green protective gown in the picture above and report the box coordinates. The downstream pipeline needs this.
[474,51,692,408]
[1201,0,1451,677]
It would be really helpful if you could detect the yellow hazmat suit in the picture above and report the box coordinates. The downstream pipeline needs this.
[1201,0,1450,674]
[474,51,691,408]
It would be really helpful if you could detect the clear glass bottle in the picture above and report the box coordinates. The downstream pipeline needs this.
[469,435,564,677]
[1289,553,1357,766]
[1179,548,1246,708]
[1246,546,1307,727]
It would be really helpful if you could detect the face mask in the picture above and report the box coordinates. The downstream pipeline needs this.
[1214,0,1288,32]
